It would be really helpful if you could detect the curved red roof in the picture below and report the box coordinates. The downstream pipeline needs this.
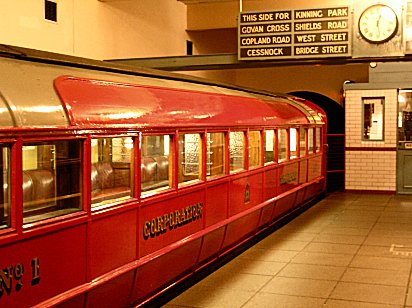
[54,76,314,128]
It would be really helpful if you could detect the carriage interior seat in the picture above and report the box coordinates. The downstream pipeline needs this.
[141,155,169,191]
[22,169,55,209]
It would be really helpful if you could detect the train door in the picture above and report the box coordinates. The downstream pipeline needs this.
[397,89,412,194]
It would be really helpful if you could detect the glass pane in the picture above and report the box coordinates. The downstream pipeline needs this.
[249,131,261,168]
[308,128,314,154]
[290,128,298,159]
[230,131,245,172]
[398,90,412,146]
[23,140,82,223]
[0,147,10,229]
[179,134,202,184]
[207,132,225,178]
[264,130,275,164]
[278,129,288,162]
[316,128,321,152]
[362,97,384,140]
[91,137,133,207]
[141,135,172,194]
[300,128,307,157]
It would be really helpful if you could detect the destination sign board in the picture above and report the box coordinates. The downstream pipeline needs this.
[238,6,351,60]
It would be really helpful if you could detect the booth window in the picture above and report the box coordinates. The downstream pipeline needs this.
[179,133,202,185]
[230,131,245,172]
[141,135,172,194]
[249,131,261,168]
[45,0,57,22]
[207,132,225,178]
[22,140,82,224]
[362,97,384,141]
[0,146,10,229]
[91,137,133,207]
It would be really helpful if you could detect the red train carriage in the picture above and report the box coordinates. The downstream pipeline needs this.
[0,46,326,307]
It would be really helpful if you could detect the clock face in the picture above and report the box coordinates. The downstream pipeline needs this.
[359,4,398,43]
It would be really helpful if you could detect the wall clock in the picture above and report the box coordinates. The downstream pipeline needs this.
[358,4,398,43]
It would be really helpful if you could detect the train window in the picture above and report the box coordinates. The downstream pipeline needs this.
[278,129,287,162]
[229,131,245,172]
[179,133,202,185]
[249,131,261,168]
[264,130,275,164]
[141,135,172,195]
[308,128,314,154]
[0,146,10,229]
[290,128,298,159]
[22,140,82,224]
[207,132,225,178]
[300,128,307,157]
[91,137,133,207]
[316,128,321,152]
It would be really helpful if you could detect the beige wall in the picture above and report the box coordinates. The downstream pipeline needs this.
[0,0,187,60]
[184,64,369,104]
[187,0,350,30]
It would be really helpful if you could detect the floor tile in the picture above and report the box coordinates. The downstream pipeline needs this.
[242,293,325,308]
[406,287,412,306]
[330,282,406,305]
[324,299,403,308]
[255,237,308,251]
[341,267,409,286]
[223,258,286,276]
[303,242,359,255]
[350,255,411,271]
[239,247,299,262]
[278,263,346,280]
[261,276,337,298]
[200,271,273,292]
[292,251,353,267]
[312,233,365,245]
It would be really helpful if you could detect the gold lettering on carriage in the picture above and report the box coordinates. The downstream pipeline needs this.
[143,203,203,239]
[0,258,40,299]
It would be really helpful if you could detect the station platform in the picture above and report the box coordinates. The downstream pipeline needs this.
[164,192,412,307]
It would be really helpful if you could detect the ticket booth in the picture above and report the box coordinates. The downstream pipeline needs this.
[397,90,412,193]
[344,62,412,194]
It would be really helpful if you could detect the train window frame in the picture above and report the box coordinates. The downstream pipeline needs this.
[278,128,288,163]
[206,131,226,179]
[90,136,135,209]
[264,129,276,165]
[22,138,83,224]
[289,128,298,160]
[141,133,173,196]
[315,127,321,153]
[299,127,307,157]
[229,130,245,173]
[0,144,11,230]
[308,128,314,154]
[178,132,203,186]
[248,130,262,169]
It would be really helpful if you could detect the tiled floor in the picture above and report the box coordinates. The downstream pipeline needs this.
[164,192,412,307]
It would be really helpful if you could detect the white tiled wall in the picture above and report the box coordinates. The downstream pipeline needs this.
[345,151,396,191]
[345,89,397,192]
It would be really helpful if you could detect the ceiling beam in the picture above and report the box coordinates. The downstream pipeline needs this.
[105,53,412,71]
